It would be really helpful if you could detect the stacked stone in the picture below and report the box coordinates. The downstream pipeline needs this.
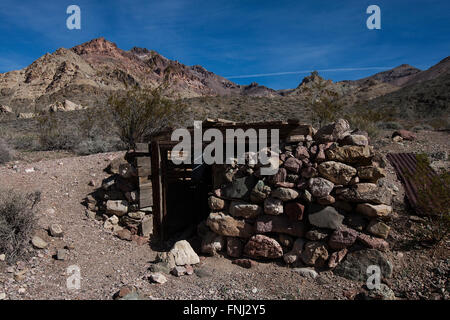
[84,155,153,241]
[201,119,393,269]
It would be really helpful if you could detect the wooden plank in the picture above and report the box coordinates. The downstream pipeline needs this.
[150,141,163,239]
[135,143,150,153]
[137,167,151,177]
[139,176,151,185]
[136,156,151,168]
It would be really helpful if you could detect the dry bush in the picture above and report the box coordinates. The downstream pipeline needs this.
[0,190,40,263]
[107,86,185,149]
[0,138,14,164]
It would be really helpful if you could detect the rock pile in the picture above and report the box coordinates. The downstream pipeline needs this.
[200,119,393,271]
[83,154,153,244]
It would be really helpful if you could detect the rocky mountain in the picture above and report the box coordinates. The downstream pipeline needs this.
[0,37,448,117]
[0,38,245,114]
[344,64,422,87]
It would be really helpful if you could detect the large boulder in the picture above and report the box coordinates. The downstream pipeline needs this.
[308,177,334,198]
[229,201,262,219]
[318,161,357,185]
[334,249,392,281]
[255,215,306,237]
[336,183,392,205]
[325,145,372,165]
[206,212,254,238]
[244,235,283,259]
[314,119,351,143]
[168,240,200,266]
[308,205,344,230]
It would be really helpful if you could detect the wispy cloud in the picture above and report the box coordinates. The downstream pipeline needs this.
[226,67,394,79]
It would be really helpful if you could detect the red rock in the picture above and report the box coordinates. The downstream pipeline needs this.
[284,158,302,173]
[227,237,243,258]
[285,202,305,221]
[328,248,348,268]
[232,259,255,269]
[392,130,416,141]
[256,215,306,237]
[116,229,132,241]
[357,233,389,251]
[328,228,358,250]
[243,235,283,259]
[131,235,149,246]
[270,168,287,184]
[295,146,310,160]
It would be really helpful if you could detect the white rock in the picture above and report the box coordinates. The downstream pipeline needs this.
[150,273,167,284]
[169,240,200,266]
[293,267,318,279]
[0,253,5,261]
[0,292,6,300]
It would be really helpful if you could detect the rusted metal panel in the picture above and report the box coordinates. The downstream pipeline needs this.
[386,153,445,216]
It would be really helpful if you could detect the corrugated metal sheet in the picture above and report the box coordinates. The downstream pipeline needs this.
[386,153,445,216]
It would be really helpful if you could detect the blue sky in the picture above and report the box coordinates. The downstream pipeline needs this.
[0,0,449,89]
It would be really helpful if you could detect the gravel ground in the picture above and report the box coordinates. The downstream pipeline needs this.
[0,130,448,300]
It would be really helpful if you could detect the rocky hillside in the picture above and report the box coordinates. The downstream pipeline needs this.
[0,38,244,114]
[0,37,448,117]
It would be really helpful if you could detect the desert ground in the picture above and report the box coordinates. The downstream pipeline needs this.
[0,129,448,300]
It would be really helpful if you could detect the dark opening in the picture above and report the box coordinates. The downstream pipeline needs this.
[163,163,212,240]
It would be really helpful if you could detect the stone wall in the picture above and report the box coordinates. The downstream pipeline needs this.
[200,119,393,270]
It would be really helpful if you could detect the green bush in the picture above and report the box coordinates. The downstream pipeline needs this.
[107,86,185,148]
[0,190,40,263]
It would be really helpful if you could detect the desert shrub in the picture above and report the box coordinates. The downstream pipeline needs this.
[12,135,40,151]
[0,138,14,164]
[107,86,185,149]
[411,124,434,132]
[0,190,40,263]
[36,112,82,151]
[73,136,126,155]
[376,121,403,130]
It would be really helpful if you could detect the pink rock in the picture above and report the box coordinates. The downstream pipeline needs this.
[232,259,255,269]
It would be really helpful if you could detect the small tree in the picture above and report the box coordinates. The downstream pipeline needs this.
[107,86,184,149]
[306,72,343,128]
